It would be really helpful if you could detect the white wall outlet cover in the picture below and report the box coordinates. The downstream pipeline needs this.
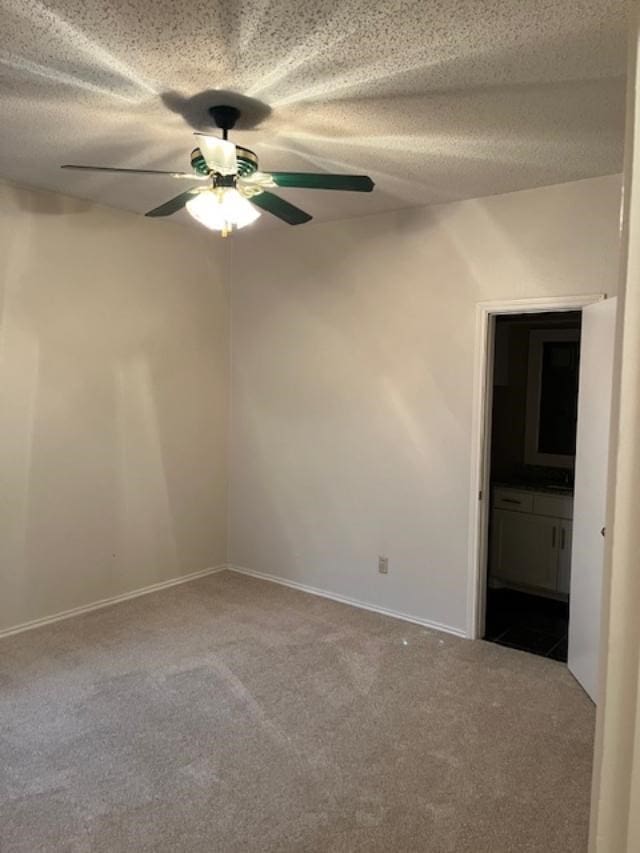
[378,556,389,574]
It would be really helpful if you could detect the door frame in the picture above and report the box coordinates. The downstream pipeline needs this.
[466,292,607,640]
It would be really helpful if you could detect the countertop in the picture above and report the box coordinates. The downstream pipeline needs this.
[493,481,574,496]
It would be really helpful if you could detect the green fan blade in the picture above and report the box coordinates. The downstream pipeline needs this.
[270,172,374,192]
[250,191,312,225]
[145,188,201,217]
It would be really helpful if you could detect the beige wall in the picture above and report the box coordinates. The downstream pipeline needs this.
[229,175,622,634]
[0,174,623,638]
[0,182,229,633]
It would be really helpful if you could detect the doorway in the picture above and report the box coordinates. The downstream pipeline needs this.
[468,293,616,700]
[483,311,581,661]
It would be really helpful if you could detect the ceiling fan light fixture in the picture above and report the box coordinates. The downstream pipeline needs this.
[61,104,374,227]
[186,188,260,235]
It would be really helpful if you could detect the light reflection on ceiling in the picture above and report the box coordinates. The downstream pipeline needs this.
[0,0,627,228]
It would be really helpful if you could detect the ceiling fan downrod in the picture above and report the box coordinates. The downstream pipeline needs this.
[209,105,241,140]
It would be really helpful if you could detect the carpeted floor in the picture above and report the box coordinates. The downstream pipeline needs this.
[0,571,594,852]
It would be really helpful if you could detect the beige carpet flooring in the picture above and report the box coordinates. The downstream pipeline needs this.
[0,571,594,852]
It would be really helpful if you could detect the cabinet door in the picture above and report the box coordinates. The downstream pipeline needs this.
[557,521,572,595]
[490,509,559,591]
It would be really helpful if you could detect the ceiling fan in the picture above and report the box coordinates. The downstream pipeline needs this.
[61,105,375,236]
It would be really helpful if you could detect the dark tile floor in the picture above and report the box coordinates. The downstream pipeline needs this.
[484,588,569,661]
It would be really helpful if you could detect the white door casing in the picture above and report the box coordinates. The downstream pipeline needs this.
[467,294,606,640]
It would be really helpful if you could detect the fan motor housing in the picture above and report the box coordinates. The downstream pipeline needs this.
[190,145,259,178]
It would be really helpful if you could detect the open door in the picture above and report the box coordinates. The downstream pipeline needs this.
[568,297,617,702]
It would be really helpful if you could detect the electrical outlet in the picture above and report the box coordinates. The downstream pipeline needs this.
[378,556,389,574]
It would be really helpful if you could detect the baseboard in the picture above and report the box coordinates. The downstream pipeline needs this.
[227,564,467,638]
[0,564,228,641]
[2,563,467,642]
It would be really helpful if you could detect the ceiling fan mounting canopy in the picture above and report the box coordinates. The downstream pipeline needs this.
[209,104,241,135]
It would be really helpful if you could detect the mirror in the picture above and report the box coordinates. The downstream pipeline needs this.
[525,329,581,468]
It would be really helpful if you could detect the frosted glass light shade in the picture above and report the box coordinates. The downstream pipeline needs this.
[186,189,260,232]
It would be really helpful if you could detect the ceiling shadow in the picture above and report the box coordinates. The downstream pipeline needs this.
[161,89,272,132]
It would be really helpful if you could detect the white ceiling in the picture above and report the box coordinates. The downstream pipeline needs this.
[0,0,627,230]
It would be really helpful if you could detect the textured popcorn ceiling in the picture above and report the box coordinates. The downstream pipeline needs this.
[0,0,627,229]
